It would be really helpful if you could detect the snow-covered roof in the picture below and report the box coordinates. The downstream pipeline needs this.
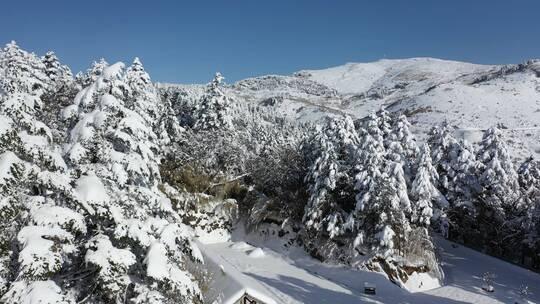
[197,241,278,304]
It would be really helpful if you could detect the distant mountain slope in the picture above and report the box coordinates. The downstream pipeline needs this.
[211,58,540,158]
[296,58,540,158]
[160,58,540,157]
[297,58,492,95]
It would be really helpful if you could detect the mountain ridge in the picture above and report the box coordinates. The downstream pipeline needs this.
[219,57,540,158]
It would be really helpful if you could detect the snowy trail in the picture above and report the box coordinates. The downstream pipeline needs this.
[199,236,540,304]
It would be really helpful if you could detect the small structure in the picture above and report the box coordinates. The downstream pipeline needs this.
[197,241,278,304]
[239,292,268,304]
[481,272,495,293]
[364,282,377,295]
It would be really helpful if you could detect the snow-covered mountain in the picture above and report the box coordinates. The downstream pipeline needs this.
[213,58,540,158]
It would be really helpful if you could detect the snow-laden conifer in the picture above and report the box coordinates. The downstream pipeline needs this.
[360,162,411,256]
[303,116,359,238]
[375,107,392,141]
[518,157,540,253]
[193,72,233,131]
[477,127,520,214]
[387,114,418,182]
[354,114,386,213]
[126,57,183,148]
[42,51,73,92]
[411,144,441,226]
[444,139,480,240]
[427,122,458,196]
[0,41,79,303]
[60,61,201,302]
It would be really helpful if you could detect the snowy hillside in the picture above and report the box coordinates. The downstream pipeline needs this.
[209,58,540,158]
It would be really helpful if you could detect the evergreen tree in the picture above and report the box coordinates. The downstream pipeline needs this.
[0,41,78,302]
[347,114,388,250]
[524,196,540,266]
[61,62,201,303]
[40,51,76,144]
[476,127,520,255]
[193,72,233,131]
[303,116,359,238]
[0,41,48,95]
[411,144,441,226]
[518,156,540,194]
[387,114,418,182]
[427,122,458,198]
[375,107,392,142]
[125,57,158,119]
[445,139,481,241]
[360,162,411,256]
[477,127,520,215]
[125,58,151,97]
[42,51,73,91]
[124,57,181,150]
[75,58,108,87]
[354,114,386,213]
[518,157,540,261]
[448,139,481,202]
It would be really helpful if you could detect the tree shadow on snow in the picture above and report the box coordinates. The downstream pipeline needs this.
[246,273,471,304]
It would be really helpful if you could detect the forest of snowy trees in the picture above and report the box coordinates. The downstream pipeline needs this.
[0,41,539,303]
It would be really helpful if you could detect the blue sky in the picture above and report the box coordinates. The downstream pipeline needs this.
[1,0,539,83]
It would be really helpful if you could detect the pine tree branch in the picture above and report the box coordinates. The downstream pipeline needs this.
[203,173,249,192]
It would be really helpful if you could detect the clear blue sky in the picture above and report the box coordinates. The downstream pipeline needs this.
[1,0,539,83]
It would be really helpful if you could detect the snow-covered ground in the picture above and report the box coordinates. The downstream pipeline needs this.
[424,237,540,304]
[198,230,540,304]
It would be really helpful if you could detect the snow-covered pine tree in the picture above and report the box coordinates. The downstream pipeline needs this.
[427,122,458,199]
[0,40,65,168]
[518,157,540,263]
[411,144,441,227]
[477,127,520,215]
[386,114,418,183]
[124,57,182,150]
[75,58,108,88]
[62,61,201,303]
[444,139,481,241]
[375,107,393,142]
[346,114,388,250]
[518,156,540,195]
[0,41,79,302]
[358,156,440,284]
[42,51,73,92]
[40,51,77,145]
[193,72,233,131]
[360,162,411,256]
[354,114,386,213]
[518,156,540,226]
[125,57,159,121]
[476,127,520,255]
[524,196,540,267]
[0,41,48,95]
[349,115,440,279]
[448,139,481,203]
[303,116,359,239]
